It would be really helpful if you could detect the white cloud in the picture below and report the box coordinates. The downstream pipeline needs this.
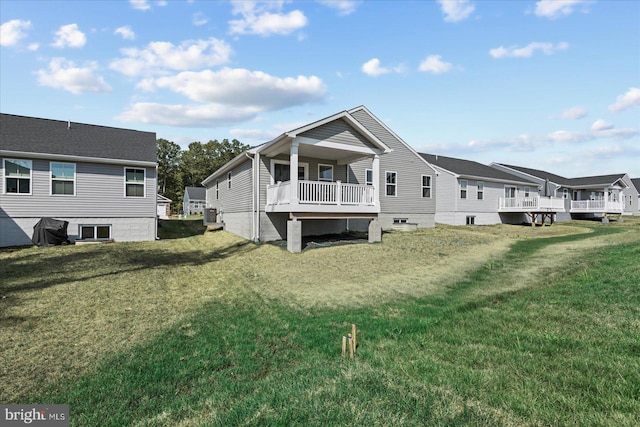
[317,1,361,16]
[36,57,111,94]
[609,87,640,113]
[361,58,406,77]
[418,55,453,74]
[555,106,587,120]
[117,102,262,127]
[438,0,475,23]
[534,0,590,19]
[229,1,307,36]
[130,0,150,10]
[231,120,308,141]
[490,41,569,58]
[143,68,327,109]
[109,38,232,76]
[192,12,208,27]
[0,19,32,47]
[591,119,613,131]
[114,26,135,40]
[52,24,86,48]
[27,43,39,51]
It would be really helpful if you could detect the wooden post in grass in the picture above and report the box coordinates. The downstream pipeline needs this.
[348,334,354,359]
[352,324,357,352]
[342,336,347,357]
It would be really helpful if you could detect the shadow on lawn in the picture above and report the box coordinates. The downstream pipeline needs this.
[0,240,256,313]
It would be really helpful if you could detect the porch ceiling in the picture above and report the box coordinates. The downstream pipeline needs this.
[261,136,374,163]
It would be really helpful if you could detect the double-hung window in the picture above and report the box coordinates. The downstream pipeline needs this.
[215,180,219,199]
[386,171,397,196]
[4,159,32,194]
[421,175,432,198]
[318,164,333,182]
[51,162,75,195]
[365,169,373,186]
[477,182,484,200]
[125,168,145,197]
[227,172,232,189]
[460,180,468,199]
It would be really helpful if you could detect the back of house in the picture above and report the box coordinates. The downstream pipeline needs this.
[0,113,157,247]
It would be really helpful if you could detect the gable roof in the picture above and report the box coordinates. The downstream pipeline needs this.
[185,186,206,200]
[494,163,629,188]
[420,154,536,184]
[0,113,156,163]
[632,178,640,192]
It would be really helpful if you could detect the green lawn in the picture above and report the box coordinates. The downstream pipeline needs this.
[1,218,639,426]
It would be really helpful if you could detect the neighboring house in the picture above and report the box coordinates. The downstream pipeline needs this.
[491,163,638,219]
[183,186,206,216]
[201,106,437,252]
[633,178,640,212]
[420,154,560,226]
[157,194,172,219]
[0,113,157,247]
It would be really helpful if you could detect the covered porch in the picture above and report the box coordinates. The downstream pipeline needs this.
[569,186,625,214]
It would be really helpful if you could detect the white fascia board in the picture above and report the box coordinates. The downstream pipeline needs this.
[0,150,157,167]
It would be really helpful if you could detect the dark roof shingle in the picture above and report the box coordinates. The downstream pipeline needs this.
[420,154,536,183]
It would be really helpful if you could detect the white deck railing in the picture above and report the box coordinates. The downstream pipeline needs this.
[266,180,375,206]
[498,196,565,211]
[571,200,623,212]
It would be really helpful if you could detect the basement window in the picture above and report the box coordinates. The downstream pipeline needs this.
[80,225,111,240]
[393,218,408,224]
[466,216,476,225]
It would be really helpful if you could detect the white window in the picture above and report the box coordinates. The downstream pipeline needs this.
[318,164,333,182]
[4,158,32,194]
[80,225,111,240]
[477,182,484,200]
[385,171,397,196]
[460,180,468,199]
[504,186,516,198]
[365,169,373,186]
[270,160,309,183]
[227,172,232,189]
[194,201,199,209]
[564,189,570,199]
[51,162,75,195]
[125,168,145,197]
[524,186,530,198]
[421,175,432,198]
[466,216,476,225]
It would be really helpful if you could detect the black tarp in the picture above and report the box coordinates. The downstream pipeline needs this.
[32,218,71,247]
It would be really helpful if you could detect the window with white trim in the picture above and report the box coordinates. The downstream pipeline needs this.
[477,181,484,200]
[393,218,408,224]
[125,168,145,197]
[80,224,111,240]
[365,169,373,186]
[4,158,32,194]
[386,171,397,196]
[421,175,432,198]
[504,186,516,198]
[466,216,475,225]
[227,172,232,189]
[564,189,569,199]
[51,162,75,195]
[460,180,468,199]
[318,164,333,182]
[524,187,530,198]
[215,180,219,199]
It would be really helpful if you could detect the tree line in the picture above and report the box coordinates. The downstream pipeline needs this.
[157,138,250,214]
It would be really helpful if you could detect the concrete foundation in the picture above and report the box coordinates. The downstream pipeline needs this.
[287,219,302,253]
[368,218,382,243]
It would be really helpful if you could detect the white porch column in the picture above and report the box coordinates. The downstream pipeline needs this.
[603,187,608,211]
[290,141,299,205]
[372,154,380,206]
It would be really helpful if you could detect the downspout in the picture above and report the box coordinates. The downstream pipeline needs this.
[245,151,256,241]
[155,164,159,240]
[256,152,261,241]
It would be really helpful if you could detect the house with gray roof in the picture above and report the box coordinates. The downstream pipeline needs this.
[0,113,157,247]
[183,186,206,216]
[420,154,565,226]
[201,106,438,252]
[490,163,638,219]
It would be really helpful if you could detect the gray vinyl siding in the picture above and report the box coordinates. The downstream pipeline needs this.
[208,158,253,215]
[434,171,457,215]
[349,108,437,216]
[0,158,156,218]
[299,118,379,150]
[457,180,504,213]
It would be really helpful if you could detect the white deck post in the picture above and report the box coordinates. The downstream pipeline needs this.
[603,187,608,212]
[372,154,380,206]
[290,141,299,205]
[336,181,342,205]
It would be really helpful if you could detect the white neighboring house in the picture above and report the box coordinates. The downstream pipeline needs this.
[420,153,563,226]
[183,186,206,216]
[490,164,638,220]
[0,113,158,247]
[201,106,438,252]
[157,194,172,219]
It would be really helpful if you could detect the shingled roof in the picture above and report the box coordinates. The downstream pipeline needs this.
[420,153,536,184]
[185,186,206,200]
[495,163,628,188]
[1,113,156,163]
[632,178,640,192]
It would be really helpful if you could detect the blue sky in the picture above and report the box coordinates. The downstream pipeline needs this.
[1,0,639,177]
